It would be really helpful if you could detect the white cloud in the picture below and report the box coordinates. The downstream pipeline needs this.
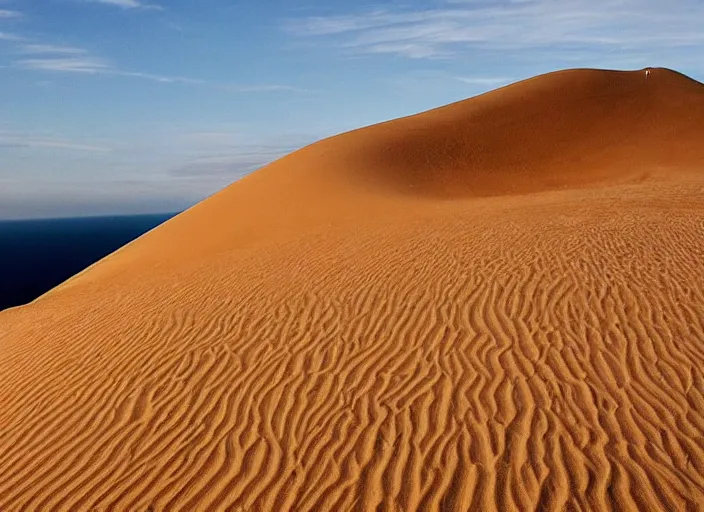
[20,44,87,55]
[0,9,21,18]
[85,0,162,11]
[16,44,112,73]
[18,56,109,73]
[286,0,704,59]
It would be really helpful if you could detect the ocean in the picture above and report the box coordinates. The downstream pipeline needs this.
[0,213,177,311]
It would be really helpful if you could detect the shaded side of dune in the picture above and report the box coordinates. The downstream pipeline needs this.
[350,68,704,196]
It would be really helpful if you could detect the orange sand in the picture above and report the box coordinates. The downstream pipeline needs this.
[1,68,704,510]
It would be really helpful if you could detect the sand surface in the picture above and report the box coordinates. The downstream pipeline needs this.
[2,68,704,510]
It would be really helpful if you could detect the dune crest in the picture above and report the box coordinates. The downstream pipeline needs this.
[2,68,704,510]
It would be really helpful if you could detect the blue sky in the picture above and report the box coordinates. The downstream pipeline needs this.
[1,0,703,219]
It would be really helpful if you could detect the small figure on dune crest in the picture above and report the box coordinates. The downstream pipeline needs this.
[645,68,652,79]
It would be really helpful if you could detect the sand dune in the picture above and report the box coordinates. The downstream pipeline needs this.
[2,67,704,510]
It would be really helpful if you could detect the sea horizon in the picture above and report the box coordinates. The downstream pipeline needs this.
[0,212,178,311]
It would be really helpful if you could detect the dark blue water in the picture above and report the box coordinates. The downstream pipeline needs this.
[0,213,177,311]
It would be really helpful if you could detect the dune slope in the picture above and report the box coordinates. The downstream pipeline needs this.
[2,68,704,510]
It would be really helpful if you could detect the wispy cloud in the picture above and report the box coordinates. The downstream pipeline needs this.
[16,44,196,78]
[18,56,109,73]
[218,84,312,94]
[169,150,291,179]
[0,134,111,152]
[453,76,514,86]
[20,44,87,55]
[0,31,22,41]
[18,55,305,92]
[286,0,704,59]
[167,133,312,179]
[16,44,110,73]
[0,9,21,18]
[110,69,205,84]
[6,17,304,92]
[14,43,304,92]
[84,0,162,11]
